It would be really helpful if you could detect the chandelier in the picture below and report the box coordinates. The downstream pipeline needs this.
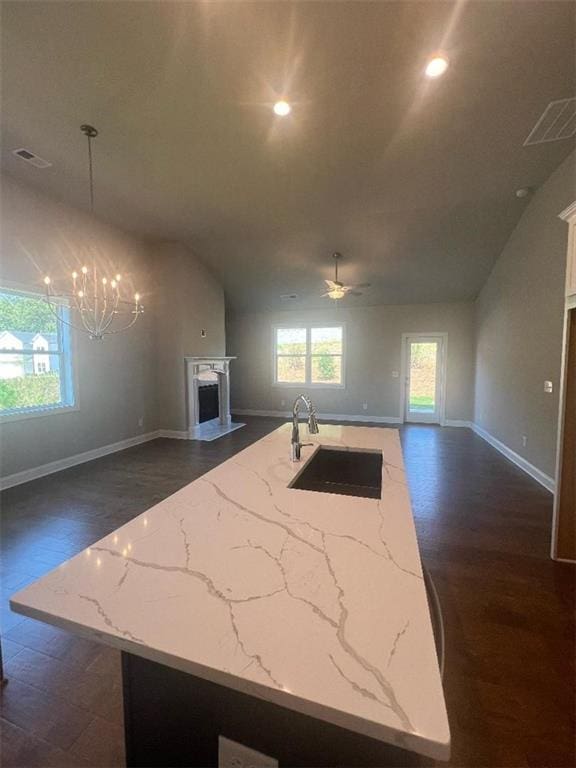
[43,124,144,340]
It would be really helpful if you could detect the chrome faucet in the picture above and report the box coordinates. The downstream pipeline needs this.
[291,394,319,461]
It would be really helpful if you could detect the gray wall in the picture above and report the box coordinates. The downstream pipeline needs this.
[227,303,475,422]
[474,151,575,478]
[0,174,158,477]
[0,177,226,477]
[153,243,225,432]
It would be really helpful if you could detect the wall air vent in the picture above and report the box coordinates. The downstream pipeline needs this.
[12,148,52,168]
[524,97,576,146]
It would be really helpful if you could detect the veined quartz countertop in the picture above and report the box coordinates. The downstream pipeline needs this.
[11,424,450,760]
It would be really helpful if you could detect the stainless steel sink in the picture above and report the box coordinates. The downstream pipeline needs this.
[289,447,382,499]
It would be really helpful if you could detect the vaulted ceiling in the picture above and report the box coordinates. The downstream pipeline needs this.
[2,1,575,311]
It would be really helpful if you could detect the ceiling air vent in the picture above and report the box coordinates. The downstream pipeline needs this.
[524,97,576,146]
[12,148,52,168]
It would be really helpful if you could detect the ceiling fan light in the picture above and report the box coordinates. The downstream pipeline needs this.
[328,287,346,300]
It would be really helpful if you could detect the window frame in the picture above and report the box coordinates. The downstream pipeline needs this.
[0,284,78,423]
[272,323,346,389]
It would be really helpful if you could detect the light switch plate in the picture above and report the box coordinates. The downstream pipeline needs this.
[218,736,278,768]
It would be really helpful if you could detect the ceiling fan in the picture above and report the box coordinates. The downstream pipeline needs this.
[322,252,370,300]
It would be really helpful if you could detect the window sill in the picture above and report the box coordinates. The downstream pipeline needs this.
[272,382,345,390]
[0,404,79,424]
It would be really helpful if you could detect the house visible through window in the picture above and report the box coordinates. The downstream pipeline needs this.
[274,325,344,386]
[0,288,75,417]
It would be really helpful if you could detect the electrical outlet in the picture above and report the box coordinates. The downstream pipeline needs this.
[544,380,553,393]
[280,399,286,407]
[522,435,527,448]
[218,736,278,768]
[362,402,368,410]
[391,370,399,378]
[138,416,144,428]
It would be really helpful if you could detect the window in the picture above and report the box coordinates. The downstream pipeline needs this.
[273,325,344,387]
[0,289,75,418]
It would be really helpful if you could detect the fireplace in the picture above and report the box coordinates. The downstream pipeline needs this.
[184,357,244,441]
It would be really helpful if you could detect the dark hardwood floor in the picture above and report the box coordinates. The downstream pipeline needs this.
[1,418,574,768]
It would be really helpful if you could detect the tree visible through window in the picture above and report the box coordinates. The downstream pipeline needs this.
[0,289,75,416]
[274,326,344,386]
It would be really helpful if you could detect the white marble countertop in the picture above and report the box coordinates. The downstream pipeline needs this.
[11,424,450,760]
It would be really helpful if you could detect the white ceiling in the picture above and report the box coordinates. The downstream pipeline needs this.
[2,1,575,311]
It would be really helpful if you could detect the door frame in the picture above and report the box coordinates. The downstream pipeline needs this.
[399,333,448,425]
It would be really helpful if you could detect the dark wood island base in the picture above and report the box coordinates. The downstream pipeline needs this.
[121,652,426,768]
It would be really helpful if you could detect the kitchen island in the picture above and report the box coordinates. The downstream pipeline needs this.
[11,424,450,766]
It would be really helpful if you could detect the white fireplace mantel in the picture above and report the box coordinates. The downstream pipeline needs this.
[184,356,244,441]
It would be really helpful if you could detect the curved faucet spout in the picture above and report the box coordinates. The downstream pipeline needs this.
[291,395,319,461]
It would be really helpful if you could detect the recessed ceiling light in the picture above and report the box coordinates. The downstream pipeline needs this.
[273,100,291,116]
[425,55,449,79]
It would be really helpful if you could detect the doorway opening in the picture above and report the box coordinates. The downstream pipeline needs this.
[401,334,447,424]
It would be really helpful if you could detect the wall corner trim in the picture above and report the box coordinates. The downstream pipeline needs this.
[470,423,555,493]
[0,431,162,491]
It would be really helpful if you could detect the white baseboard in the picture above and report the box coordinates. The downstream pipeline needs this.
[232,409,291,418]
[443,419,472,428]
[232,408,402,424]
[233,409,473,427]
[2,415,554,497]
[157,429,190,440]
[233,410,554,492]
[470,423,555,493]
[0,431,162,491]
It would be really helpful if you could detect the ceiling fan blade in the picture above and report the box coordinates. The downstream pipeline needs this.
[347,290,363,296]
[351,282,371,289]
[325,279,337,288]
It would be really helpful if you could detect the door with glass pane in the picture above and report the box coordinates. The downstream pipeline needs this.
[404,335,445,423]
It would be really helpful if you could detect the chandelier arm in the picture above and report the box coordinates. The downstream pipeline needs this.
[72,289,86,320]
[92,269,99,332]
[81,272,96,321]
[44,291,143,339]
[78,302,99,336]
[98,294,120,335]
[98,314,117,335]
[103,309,143,336]
[43,294,92,336]
[76,287,100,337]
[98,291,109,337]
